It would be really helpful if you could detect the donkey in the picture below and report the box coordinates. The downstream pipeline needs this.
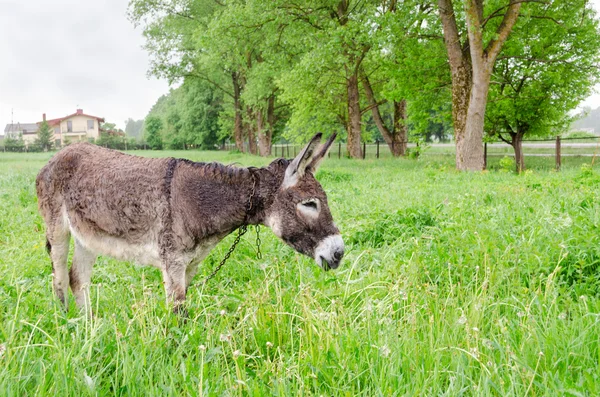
[36,133,344,313]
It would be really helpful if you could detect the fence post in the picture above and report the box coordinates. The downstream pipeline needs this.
[555,135,561,171]
[376,140,380,159]
[294,145,296,157]
[362,142,366,159]
[287,144,290,158]
[483,142,487,170]
[338,142,341,159]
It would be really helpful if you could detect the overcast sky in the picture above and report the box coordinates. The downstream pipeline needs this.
[0,0,169,131]
[1,0,600,133]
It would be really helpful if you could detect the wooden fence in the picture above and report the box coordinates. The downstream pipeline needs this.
[221,135,600,169]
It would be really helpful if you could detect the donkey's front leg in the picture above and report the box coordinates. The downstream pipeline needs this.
[161,258,189,315]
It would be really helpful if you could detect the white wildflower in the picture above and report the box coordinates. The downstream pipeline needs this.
[457,315,467,325]
[0,343,5,358]
[558,312,567,320]
[380,345,391,358]
[219,333,232,342]
[266,342,273,349]
[470,347,479,359]
[83,371,95,391]
[233,350,241,359]
[220,309,226,316]
[199,344,207,352]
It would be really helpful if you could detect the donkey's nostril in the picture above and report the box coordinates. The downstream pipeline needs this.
[333,249,343,261]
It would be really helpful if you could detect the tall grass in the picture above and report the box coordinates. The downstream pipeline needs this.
[0,150,599,395]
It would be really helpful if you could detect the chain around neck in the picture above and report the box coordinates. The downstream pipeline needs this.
[198,170,261,287]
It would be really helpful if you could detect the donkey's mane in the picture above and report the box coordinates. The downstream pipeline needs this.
[176,158,252,181]
[175,157,292,183]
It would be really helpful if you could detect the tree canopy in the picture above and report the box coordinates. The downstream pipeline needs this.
[129,0,600,166]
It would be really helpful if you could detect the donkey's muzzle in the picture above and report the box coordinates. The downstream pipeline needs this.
[315,234,344,271]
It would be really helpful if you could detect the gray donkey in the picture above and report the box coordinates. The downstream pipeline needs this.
[36,133,344,312]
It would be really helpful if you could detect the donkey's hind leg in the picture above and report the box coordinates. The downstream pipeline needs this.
[47,226,71,309]
[69,239,97,314]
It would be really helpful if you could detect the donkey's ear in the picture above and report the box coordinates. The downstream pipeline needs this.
[307,133,336,173]
[282,133,322,188]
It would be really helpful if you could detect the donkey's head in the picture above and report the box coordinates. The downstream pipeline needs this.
[265,133,344,270]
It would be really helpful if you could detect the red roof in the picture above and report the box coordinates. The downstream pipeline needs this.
[43,109,105,126]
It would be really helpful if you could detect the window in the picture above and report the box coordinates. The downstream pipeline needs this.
[54,127,60,135]
[87,120,94,130]
[67,121,72,132]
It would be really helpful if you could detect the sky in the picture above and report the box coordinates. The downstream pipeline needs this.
[1,0,600,133]
[0,0,169,131]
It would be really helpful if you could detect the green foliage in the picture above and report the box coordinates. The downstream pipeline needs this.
[2,151,600,394]
[146,79,223,150]
[3,134,25,152]
[498,156,516,172]
[144,115,163,150]
[96,132,127,150]
[349,207,437,248]
[35,121,53,152]
[486,0,600,141]
[99,121,118,132]
[125,118,145,140]
[129,0,600,159]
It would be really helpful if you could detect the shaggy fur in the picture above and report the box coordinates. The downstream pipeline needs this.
[36,134,343,313]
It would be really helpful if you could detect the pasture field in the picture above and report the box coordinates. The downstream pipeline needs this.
[1,150,600,396]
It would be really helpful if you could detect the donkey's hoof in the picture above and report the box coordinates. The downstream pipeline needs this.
[172,304,189,318]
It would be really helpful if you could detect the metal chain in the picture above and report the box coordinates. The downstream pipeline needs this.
[255,225,262,259]
[199,173,260,287]
[200,225,248,286]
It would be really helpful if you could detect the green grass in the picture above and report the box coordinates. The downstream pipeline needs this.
[1,149,600,395]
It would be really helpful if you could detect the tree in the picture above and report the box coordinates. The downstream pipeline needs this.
[35,120,54,151]
[145,115,163,150]
[272,0,377,158]
[438,0,522,170]
[145,79,223,150]
[4,134,25,152]
[125,118,145,140]
[361,1,447,156]
[99,121,122,133]
[486,0,600,172]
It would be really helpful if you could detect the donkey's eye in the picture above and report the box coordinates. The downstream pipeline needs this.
[298,199,320,218]
[303,201,318,210]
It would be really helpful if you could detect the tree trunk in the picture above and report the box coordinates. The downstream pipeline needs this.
[511,132,525,173]
[361,73,406,157]
[346,71,362,158]
[246,106,258,155]
[257,106,272,157]
[232,72,244,152]
[259,95,275,156]
[438,0,522,171]
[458,71,490,170]
[392,100,408,156]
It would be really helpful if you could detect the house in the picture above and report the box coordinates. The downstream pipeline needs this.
[45,109,105,146]
[3,122,40,144]
[3,109,105,147]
